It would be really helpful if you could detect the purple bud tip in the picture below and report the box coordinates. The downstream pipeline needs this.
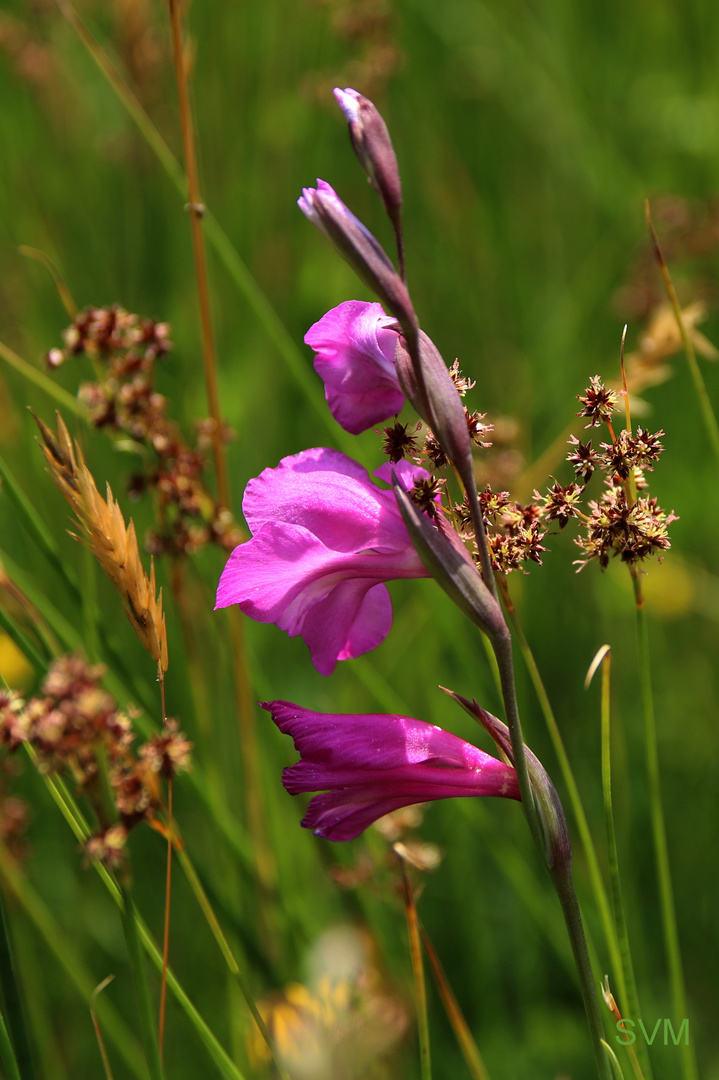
[333,87,361,124]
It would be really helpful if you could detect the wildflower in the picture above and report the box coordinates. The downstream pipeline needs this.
[539,480,584,529]
[139,719,193,778]
[263,701,520,841]
[304,301,403,433]
[577,375,619,428]
[599,427,665,479]
[86,823,128,868]
[574,485,677,570]
[566,435,599,483]
[216,449,432,675]
[380,420,421,463]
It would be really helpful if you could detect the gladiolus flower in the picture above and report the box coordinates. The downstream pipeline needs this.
[262,701,521,840]
[304,301,404,433]
[215,448,432,676]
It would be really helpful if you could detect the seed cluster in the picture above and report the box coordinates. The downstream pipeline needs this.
[47,305,243,558]
[0,657,191,867]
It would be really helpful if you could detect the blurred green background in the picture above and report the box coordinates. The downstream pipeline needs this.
[1,0,718,1077]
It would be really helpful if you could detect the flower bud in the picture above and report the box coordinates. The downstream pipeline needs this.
[333,88,403,229]
[394,330,474,490]
[298,179,416,337]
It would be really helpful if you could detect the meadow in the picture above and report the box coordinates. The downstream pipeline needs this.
[0,1,718,1077]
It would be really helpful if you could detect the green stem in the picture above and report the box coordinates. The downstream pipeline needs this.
[0,1011,22,1080]
[0,884,36,1080]
[491,625,543,850]
[599,653,650,1080]
[631,571,697,1080]
[551,865,612,1080]
[27,755,248,1080]
[121,882,164,1080]
[0,842,147,1079]
[503,595,626,1006]
[399,860,431,1080]
[490,590,610,1079]
[0,340,85,416]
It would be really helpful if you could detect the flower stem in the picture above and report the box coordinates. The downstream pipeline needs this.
[399,858,431,1080]
[121,879,164,1080]
[500,583,627,1005]
[599,651,651,1080]
[420,922,491,1080]
[0,879,36,1080]
[551,863,613,1080]
[631,569,697,1080]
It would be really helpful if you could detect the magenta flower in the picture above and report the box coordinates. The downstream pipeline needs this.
[262,701,521,840]
[304,301,404,433]
[215,448,432,676]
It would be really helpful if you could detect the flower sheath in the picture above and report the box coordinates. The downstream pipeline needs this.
[263,701,521,841]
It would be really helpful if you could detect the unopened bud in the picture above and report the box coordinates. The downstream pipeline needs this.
[298,179,417,336]
[333,87,403,227]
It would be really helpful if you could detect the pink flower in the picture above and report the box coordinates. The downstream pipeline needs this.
[305,301,404,433]
[262,701,521,840]
[215,448,431,676]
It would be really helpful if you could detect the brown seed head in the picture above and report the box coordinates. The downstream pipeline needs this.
[33,412,168,672]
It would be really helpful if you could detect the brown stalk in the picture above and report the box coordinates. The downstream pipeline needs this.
[165,0,275,897]
[158,778,173,1059]
[33,411,168,673]
[419,923,492,1080]
[166,0,227,509]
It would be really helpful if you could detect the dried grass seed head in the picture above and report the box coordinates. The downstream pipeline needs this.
[34,412,168,672]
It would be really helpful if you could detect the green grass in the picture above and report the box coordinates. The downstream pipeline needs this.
[1,1,718,1077]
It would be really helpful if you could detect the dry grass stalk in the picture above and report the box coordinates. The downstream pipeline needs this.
[34,411,168,672]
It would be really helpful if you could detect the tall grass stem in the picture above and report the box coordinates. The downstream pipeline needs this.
[631,571,697,1080]
[598,651,650,1080]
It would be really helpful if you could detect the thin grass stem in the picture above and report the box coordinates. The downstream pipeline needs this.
[120,880,164,1080]
[420,922,491,1080]
[0,842,146,1078]
[90,977,117,1080]
[0,340,85,416]
[165,0,274,898]
[597,650,649,1079]
[174,844,292,1080]
[166,0,227,509]
[26,748,249,1080]
[0,882,36,1080]
[631,570,697,1080]
[0,1012,22,1080]
[398,857,431,1080]
[500,585,626,1002]
[158,778,173,1060]
[645,200,719,465]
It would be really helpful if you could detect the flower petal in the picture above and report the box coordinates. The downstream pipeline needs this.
[263,702,520,838]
